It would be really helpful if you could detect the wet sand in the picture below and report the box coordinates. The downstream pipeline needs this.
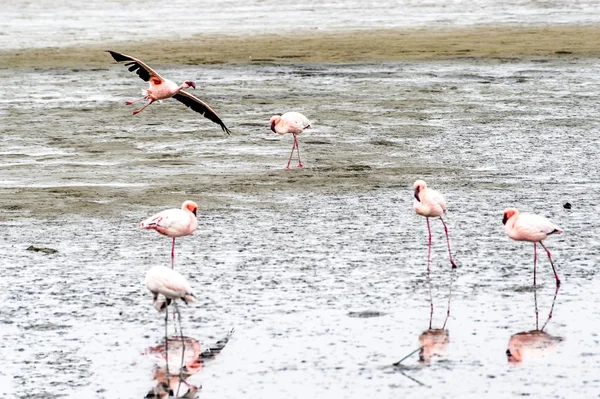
[2,25,600,69]
[3,19,600,399]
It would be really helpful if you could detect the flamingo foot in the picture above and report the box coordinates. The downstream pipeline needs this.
[133,109,141,115]
[297,163,304,168]
[450,260,457,269]
[125,100,134,105]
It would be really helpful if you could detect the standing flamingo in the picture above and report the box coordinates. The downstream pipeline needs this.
[270,112,311,168]
[145,265,196,379]
[502,208,562,286]
[413,180,457,270]
[141,200,198,269]
[107,50,231,134]
[145,266,196,312]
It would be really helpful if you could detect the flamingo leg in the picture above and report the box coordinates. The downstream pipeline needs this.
[541,285,560,331]
[539,241,561,287]
[171,237,176,269]
[534,282,539,330]
[442,267,455,330]
[173,302,185,397]
[285,136,296,169]
[125,96,148,105]
[426,256,433,330]
[426,217,432,272]
[533,242,537,287]
[294,134,303,168]
[164,305,170,379]
[439,216,457,269]
[133,99,155,115]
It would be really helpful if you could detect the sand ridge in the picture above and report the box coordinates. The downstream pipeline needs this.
[2,25,600,68]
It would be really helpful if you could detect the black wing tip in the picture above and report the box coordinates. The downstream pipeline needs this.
[106,50,130,63]
[222,125,232,135]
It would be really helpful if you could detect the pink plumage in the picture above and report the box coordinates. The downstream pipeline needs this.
[413,180,457,270]
[141,200,198,269]
[502,208,562,286]
[413,179,447,217]
[270,112,311,169]
[145,265,196,312]
[107,50,231,134]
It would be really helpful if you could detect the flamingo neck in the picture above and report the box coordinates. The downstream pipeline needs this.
[505,214,518,235]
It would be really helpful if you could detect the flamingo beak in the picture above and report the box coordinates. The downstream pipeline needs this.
[506,348,521,363]
[502,214,508,225]
[270,121,276,133]
[193,208,197,216]
[414,187,421,202]
[186,81,196,89]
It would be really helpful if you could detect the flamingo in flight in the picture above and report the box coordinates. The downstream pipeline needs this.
[107,50,231,134]
[413,180,457,270]
[141,200,198,269]
[502,208,562,286]
[270,112,311,168]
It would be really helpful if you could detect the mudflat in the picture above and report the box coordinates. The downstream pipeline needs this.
[2,25,600,68]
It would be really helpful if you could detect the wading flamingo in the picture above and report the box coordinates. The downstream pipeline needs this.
[413,180,457,270]
[107,50,231,134]
[145,265,196,379]
[270,112,311,168]
[141,200,198,269]
[502,208,562,286]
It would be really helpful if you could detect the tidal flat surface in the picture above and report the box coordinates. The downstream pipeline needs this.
[2,1,600,398]
[1,56,600,399]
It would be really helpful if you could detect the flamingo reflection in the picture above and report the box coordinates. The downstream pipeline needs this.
[418,266,455,363]
[144,330,234,398]
[506,286,563,364]
[393,268,455,367]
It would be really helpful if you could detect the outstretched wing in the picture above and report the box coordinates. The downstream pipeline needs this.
[173,91,232,135]
[107,50,165,84]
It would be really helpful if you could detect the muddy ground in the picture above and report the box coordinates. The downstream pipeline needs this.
[2,26,600,69]
[2,25,600,399]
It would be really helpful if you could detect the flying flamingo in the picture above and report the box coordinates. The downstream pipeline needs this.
[107,50,231,134]
[502,208,562,286]
[413,180,457,270]
[270,112,311,168]
[141,200,198,269]
[145,265,196,379]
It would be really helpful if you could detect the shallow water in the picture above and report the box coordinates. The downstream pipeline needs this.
[2,55,600,398]
[3,0,600,50]
[2,1,600,398]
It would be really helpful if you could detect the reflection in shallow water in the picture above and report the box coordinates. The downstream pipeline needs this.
[394,268,454,369]
[506,330,564,364]
[146,336,202,375]
[418,266,454,363]
[144,330,234,398]
[145,379,198,399]
[507,287,563,364]
[418,329,450,363]
[145,336,201,398]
